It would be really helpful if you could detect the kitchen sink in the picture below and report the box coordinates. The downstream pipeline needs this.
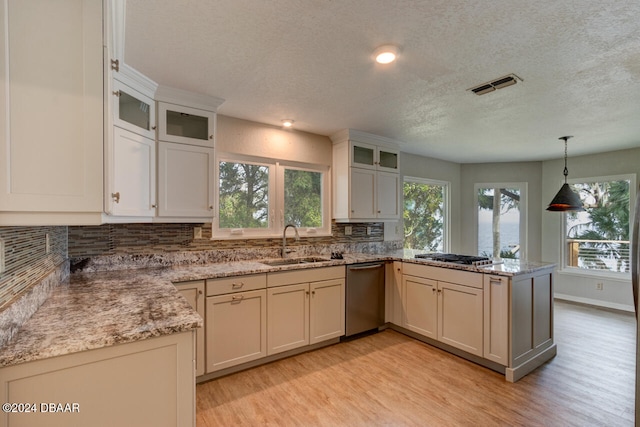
[261,256,331,266]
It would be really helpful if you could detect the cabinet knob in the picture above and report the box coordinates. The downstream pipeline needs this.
[112,192,120,203]
[151,204,157,208]
[377,210,381,213]
[209,135,213,139]
[152,126,157,130]
[209,206,214,210]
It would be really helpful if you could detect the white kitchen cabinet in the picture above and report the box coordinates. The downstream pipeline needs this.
[0,0,103,224]
[402,275,438,339]
[437,281,483,356]
[107,127,156,217]
[309,278,345,344]
[267,283,309,355]
[402,263,484,357]
[157,141,215,220]
[175,280,206,377]
[350,140,399,173]
[158,102,216,148]
[483,274,509,365]
[0,332,195,427]
[331,129,400,221]
[266,266,345,356]
[206,274,267,373]
[111,79,156,139]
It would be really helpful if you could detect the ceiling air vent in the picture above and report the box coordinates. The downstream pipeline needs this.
[468,73,522,95]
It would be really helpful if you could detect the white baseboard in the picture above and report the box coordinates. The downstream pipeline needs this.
[554,293,634,313]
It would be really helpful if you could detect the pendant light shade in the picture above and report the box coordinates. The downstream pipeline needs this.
[546,136,584,212]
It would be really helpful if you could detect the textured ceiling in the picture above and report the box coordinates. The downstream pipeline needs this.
[124,0,640,163]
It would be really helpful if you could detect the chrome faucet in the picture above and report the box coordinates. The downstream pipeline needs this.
[282,224,300,258]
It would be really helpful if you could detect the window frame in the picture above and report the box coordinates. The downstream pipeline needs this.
[402,176,450,253]
[473,182,528,260]
[559,173,636,278]
[213,153,331,239]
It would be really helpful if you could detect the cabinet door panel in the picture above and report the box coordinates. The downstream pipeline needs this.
[377,171,400,218]
[158,102,215,147]
[310,278,345,344]
[112,80,155,139]
[402,275,437,339]
[110,127,155,217]
[206,290,266,372]
[483,275,509,365]
[175,280,206,376]
[0,0,102,213]
[350,168,376,219]
[158,141,214,218]
[438,281,483,356]
[267,283,309,355]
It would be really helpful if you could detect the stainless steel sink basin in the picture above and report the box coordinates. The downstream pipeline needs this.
[261,256,330,266]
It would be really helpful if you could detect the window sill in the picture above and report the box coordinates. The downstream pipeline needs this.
[557,267,631,282]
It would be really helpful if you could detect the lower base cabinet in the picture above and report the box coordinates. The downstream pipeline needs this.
[402,264,484,357]
[267,267,345,356]
[174,280,206,376]
[0,332,195,427]
[206,289,267,373]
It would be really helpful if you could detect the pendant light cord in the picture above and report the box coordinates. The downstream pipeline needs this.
[560,136,572,183]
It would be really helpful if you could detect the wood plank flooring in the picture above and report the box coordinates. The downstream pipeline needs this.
[196,301,635,426]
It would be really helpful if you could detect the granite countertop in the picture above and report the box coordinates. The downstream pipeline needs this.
[0,251,555,369]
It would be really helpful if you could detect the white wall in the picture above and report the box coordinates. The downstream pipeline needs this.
[541,147,640,312]
[459,162,543,261]
[216,115,332,165]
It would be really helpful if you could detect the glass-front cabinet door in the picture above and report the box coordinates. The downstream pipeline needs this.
[158,102,215,147]
[378,148,399,172]
[350,142,376,169]
[350,141,399,172]
[112,79,156,139]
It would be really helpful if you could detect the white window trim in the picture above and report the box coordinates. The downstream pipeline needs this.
[213,153,331,239]
[559,173,636,277]
[473,182,528,260]
[403,176,451,253]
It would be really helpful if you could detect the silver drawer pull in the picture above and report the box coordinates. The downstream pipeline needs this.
[232,282,244,289]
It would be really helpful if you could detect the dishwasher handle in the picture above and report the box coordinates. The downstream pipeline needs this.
[348,263,384,271]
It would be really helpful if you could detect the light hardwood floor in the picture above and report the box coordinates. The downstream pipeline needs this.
[196,301,635,426]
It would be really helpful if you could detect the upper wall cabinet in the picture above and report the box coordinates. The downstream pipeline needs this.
[0,0,104,225]
[112,79,156,140]
[331,129,401,222]
[156,86,224,148]
[350,141,399,173]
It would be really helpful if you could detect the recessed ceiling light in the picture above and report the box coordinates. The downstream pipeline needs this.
[373,45,399,64]
[281,119,294,128]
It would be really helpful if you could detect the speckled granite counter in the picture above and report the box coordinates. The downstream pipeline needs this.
[0,251,555,369]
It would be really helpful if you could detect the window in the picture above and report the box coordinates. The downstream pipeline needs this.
[214,154,330,238]
[564,175,633,274]
[475,183,527,259]
[403,177,449,252]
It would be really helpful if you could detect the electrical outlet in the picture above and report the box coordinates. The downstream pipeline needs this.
[344,226,352,235]
[596,282,604,290]
[45,233,50,254]
[366,226,372,235]
[193,227,202,239]
[0,238,4,273]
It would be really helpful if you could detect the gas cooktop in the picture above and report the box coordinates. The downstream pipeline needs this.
[414,253,493,266]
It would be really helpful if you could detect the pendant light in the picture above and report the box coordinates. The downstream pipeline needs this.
[546,136,584,212]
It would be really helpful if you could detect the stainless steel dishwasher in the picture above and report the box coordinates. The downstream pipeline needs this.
[345,262,385,336]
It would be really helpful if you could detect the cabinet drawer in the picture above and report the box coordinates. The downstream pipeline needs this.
[267,266,345,287]
[206,273,266,296]
[403,263,483,288]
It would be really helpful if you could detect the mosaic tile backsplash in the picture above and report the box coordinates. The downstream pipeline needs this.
[0,226,67,310]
